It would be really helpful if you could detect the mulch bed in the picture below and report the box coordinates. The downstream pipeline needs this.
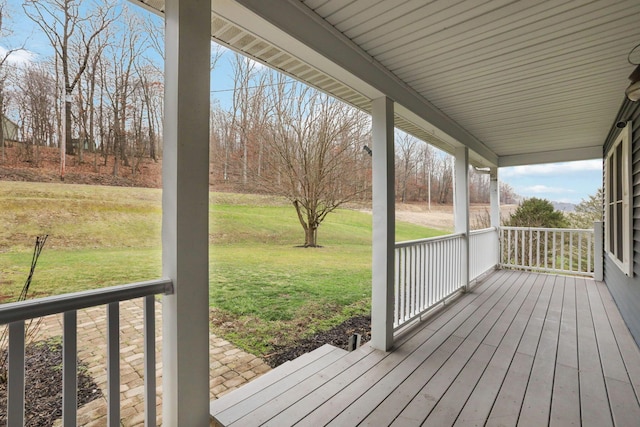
[265,315,371,368]
[0,338,102,427]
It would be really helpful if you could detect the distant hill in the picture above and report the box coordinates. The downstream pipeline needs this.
[552,201,576,213]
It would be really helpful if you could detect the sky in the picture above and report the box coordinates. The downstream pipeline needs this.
[501,160,602,205]
[2,0,603,205]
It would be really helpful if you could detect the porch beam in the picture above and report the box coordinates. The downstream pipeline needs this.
[162,0,211,425]
[454,147,470,291]
[371,96,395,351]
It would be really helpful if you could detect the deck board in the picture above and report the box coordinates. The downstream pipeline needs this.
[210,271,640,426]
[575,277,614,427]
[454,272,545,426]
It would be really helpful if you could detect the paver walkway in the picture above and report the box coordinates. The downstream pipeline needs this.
[31,298,271,426]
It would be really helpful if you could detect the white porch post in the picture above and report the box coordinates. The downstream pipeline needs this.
[162,0,211,425]
[489,167,500,268]
[371,97,395,351]
[489,167,500,228]
[454,147,470,291]
[594,220,604,281]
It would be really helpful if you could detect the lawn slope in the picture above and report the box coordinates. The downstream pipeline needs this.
[0,181,446,355]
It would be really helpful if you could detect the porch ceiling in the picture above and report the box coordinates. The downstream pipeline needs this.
[134,0,640,167]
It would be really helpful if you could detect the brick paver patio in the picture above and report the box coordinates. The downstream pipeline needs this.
[30,298,271,426]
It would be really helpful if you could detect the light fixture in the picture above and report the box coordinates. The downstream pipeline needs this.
[626,64,640,101]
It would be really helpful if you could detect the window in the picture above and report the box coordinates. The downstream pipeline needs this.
[605,121,633,276]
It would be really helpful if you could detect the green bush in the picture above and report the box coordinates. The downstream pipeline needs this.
[506,197,568,228]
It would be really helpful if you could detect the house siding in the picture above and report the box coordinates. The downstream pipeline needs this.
[603,98,640,346]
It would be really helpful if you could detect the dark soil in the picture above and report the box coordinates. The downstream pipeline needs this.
[0,338,102,427]
[265,315,371,368]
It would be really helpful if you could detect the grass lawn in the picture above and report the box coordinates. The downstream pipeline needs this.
[0,181,447,355]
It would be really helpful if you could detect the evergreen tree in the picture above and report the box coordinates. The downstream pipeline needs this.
[507,197,568,228]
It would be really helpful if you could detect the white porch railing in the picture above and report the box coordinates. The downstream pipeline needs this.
[470,227,500,280]
[395,233,463,330]
[500,226,595,277]
[0,279,172,427]
[394,228,500,331]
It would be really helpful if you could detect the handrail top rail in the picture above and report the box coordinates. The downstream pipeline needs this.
[0,278,173,325]
[469,227,497,235]
[501,226,593,233]
[396,231,465,248]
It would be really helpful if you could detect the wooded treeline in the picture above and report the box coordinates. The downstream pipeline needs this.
[208,55,518,208]
[0,0,165,178]
[0,0,517,211]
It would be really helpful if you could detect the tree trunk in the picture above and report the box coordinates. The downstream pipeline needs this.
[65,95,73,155]
[304,227,318,247]
[293,200,319,247]
[0,90,5,164]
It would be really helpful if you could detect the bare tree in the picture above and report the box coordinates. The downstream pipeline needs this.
[100,11,143,177]
[263,75,370,247]
[210,103,234,183]
[435,153,453,204]
[230,54,258,187]
[17,64,56,165]
[23,0,116,178]
[396,132,421,203]
[0,1,25,163]
[135,64,163,162]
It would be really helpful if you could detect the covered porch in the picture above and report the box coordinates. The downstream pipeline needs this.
[2,0,640,425]
[210,269,640,426]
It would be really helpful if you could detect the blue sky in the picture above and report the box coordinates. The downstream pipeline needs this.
[501,160,602,205]
[2,0,603,205]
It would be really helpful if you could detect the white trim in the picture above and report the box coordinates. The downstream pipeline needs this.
[604,121,633,277]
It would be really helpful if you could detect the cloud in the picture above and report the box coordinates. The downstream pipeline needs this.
[0,46,36,66]
[519,185,575,194]
[501,160,602,178]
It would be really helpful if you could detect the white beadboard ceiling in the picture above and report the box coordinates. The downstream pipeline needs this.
[133,0,640,167]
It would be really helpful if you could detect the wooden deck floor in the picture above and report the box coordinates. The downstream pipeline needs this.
[210,270,640,426]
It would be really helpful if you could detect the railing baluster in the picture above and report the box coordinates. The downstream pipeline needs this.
[402,248,407,322]
[420,244,425,310]
[418,244,423,308]
[578,232,582,273]
[588,232,592,273]
[107,302,120,427]
[144,295,157,427]
[394,250,400,326]
[529,228,533,267]
[512,228,516,267]
[553,231,557,270]
[438,240,441,300]
[561,232,565,272]
[521,229,525,267]
[63,311,78,427]
[536,230,540,268]
[500,228,504,265]
[544,230,548,269]
[411,246,417,317]
[8,320,25,427]
[569,232,573,272]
